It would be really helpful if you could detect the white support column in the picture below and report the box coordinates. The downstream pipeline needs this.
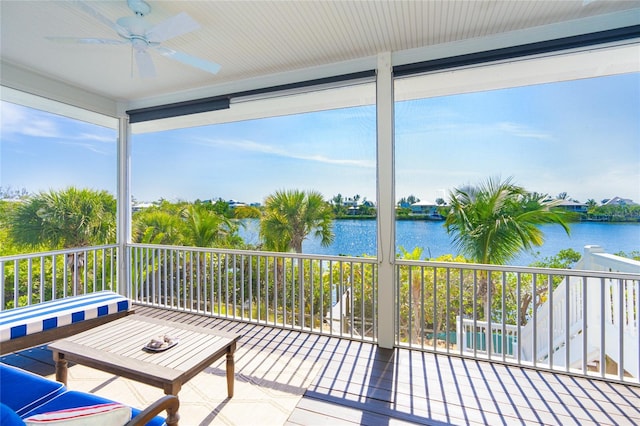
[116,116,132,298]
[376,52,395,349]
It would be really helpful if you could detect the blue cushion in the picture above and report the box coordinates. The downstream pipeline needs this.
[22,391,166,426]
[0,363,65,416]
[1,403,25,426]
[0,291,130,343]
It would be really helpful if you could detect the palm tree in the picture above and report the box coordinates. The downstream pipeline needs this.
[406,195,420,205]
[133,207,183,245]
[586,199,597,210]
[444,177,571,318]
[331,193,347,217]
[260,190,334,325]
[260,189,334,253]
[9,187,116,294]
[233,205,261,219]
[181,204,240,248]
[10,187,116,248]
[445,177,570,265]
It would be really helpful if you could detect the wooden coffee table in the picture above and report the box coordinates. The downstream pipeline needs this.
[48,315,241,425]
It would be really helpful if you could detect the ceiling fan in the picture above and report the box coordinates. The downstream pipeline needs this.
[47,0,221,78]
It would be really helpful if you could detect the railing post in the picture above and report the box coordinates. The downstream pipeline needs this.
[117,115,132,298]
[581,245,604,271]
[376,51,395,349]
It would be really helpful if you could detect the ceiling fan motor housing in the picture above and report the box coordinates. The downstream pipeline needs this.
[116,16,152,38]
[127,0,151,16]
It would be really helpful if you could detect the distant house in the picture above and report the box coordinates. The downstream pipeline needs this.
[227,199,247,208]
[555,199,588,213]
[346,200,375,215]
[132,202,154,212]
[346,206,359,215]
[410,200,436,214]
[342,198,358,208]
[409,201,445,220]
[601,196,637,207]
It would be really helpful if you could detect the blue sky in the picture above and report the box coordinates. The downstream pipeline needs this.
[2,73,639,205]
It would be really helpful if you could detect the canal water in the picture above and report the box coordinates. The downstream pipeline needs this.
[239,219,640,266]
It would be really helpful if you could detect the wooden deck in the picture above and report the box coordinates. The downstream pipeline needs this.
[5,305,640,425]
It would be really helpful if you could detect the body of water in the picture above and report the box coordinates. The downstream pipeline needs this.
[239,219,640,265]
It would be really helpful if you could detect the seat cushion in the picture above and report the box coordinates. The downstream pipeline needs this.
[0,291,130,343]
[1,403,25,426]
[23,402,131,426]
[0,363,65,416]
[21,391,166,426]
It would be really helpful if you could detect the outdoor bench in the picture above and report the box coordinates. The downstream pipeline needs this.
[0,362,177,425]
[0,291,131,355]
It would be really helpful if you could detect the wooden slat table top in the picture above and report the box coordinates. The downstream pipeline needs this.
[48,315,241,390]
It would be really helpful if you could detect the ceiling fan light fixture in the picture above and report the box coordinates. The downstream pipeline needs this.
[116,16,151,37]
[131,37,148,52]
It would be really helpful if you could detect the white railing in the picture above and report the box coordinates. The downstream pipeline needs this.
[395,254,640,385]
[0,245,119,310]
[520,276,587,367]
[457,317,519,357]
[3,244,638,385]
[519,246,640,380]
[128,244,378,342]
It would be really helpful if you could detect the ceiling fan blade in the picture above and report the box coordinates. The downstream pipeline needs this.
[135,49,156,78]
[46,37,126,45]
[145,12,200,43]
[73,1,130,37]
[154,46,221,74]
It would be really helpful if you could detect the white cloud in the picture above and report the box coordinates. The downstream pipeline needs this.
[397,118,552,142]
[0,101,26,126]
[57,141,112,155]
[192,137,375,168]
[1,102,61,138]
[22,119,61,138]
[77,132,115,143]
[496,122,552,140]
[1,102,115,153]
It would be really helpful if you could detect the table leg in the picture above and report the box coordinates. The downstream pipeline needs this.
[163,384,181,426]
[226,342,236,398]
[52,351,68,386]
[165,404,180,426]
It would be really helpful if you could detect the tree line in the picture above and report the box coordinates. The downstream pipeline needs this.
[3,179,638,345]
[2,178,575,262]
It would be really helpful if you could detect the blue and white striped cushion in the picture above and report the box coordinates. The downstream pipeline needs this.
[0,291,129,343]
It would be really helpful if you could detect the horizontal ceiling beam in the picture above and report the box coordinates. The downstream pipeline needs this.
[0,62,119,119]
[394,25,640,77]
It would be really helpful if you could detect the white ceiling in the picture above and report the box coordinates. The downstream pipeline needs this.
[1,0,639,116]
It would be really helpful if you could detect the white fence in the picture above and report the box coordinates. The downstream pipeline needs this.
[2,244,638,385]
[396,246,640,385]
[0,245,119,309]
[128,244,378,342]
[519,246,639,379]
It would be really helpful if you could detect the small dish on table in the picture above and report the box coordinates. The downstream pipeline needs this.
[144,335,179,352]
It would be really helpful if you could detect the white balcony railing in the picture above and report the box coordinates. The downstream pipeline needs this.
[128,244,378,342]
[0,245,119,309]
[2,244,638,385]
[396,251,639,385]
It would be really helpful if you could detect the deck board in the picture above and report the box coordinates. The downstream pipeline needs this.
[135,305,640,426]
[3,305,639,425]
[301,344,640,425]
